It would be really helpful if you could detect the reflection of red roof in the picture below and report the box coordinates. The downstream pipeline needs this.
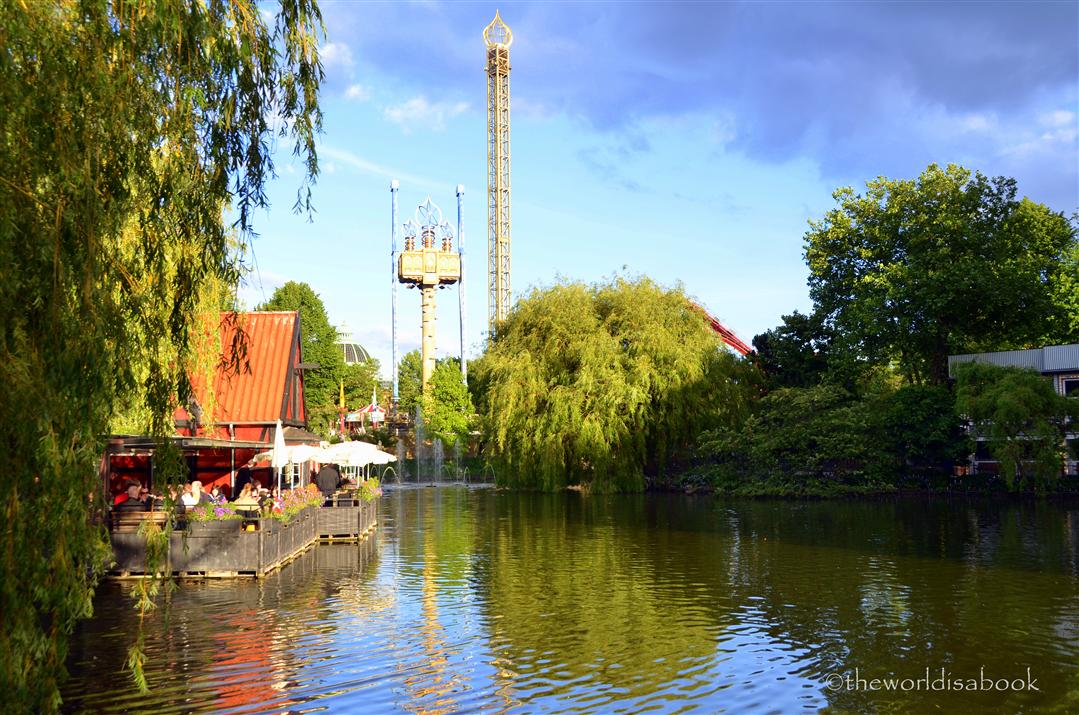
[188,311,306,425]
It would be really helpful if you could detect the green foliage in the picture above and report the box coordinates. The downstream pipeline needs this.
[877,385,967,474]
[353,424,398,450]
[258,281,344,434]
[0,1,323,710]
[422,359,474,446]
[700,381,969,494]
[473,277,752,492]
[1046,229,1079,344]
[397,349,423,414]
[700,385,885,494]
[955,362,1078,490]
[355,478,383,502]
[805,164,1077,384]
[750,311,833,390]
[343,360,381,410]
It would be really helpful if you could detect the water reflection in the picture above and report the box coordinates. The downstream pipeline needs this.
[63,490,1079,713]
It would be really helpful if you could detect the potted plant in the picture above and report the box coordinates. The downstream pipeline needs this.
[186,504,243,533]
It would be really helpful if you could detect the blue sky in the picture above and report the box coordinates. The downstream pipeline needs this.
[243,1,1079,378]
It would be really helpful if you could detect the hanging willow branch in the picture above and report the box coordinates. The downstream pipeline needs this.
[0,1,324,711]
[473,277,753,492]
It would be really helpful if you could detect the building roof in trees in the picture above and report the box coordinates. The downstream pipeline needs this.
[948,343,1079,376]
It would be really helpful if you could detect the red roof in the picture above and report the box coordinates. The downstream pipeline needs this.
[189,311,306,425]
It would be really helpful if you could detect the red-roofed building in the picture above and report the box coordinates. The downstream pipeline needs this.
[176,311,312,444]
[105,311,321,500]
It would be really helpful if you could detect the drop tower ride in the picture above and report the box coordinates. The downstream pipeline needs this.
[484,11,512,336]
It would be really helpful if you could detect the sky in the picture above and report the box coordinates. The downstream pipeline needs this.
[241,0,1079,380]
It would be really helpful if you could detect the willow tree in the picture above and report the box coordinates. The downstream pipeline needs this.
[473,278,751,492]
[0,1,323,711]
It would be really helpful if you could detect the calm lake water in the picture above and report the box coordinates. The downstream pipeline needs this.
[64,488,1079,713]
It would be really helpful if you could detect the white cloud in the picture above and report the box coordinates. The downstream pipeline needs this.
[383,96,470,133]
[713,112,738,147]
[320,42,354,70]
[956,113,993,133]
[999,125,1077,160]
[317,144,439,189]
[1039,110,1076,128]
[345,84,371,101]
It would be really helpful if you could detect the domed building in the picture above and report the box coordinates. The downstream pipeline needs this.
[337,324,372,365]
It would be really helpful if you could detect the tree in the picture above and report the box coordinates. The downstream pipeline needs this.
[750,311,833,390]
[397,349,423,415]
[258,282,343,434]
[700,385,884,494]
[422,359,473,446]
[472,277,751,492]
[955,363,1078,490]
[0,1,323,710]
[877,385,967,476]
[805,164,1077,385]
[1045,228,1079,345]
[342,360,381,410]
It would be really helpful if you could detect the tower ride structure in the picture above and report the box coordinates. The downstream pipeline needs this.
[484,11,512,336]
[397,197,462,391]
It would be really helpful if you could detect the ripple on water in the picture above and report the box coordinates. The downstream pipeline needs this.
[63,491,1079,714]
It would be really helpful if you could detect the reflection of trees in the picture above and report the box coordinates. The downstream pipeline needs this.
[398,529,463,715]
[472,493,733,704]
[693,497,1079,713]
[65,492,1079,713]
[472,493,1079,713]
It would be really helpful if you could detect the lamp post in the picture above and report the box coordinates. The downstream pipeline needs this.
[390,179,400,409]
[457,184,467,386]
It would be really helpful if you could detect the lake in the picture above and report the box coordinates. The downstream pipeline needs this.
[63,487,1079,713]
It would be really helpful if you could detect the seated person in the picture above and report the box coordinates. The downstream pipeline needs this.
[181,480,213,508]
[114,484,150,512]
[162,485,186,513]
[209,484,226,505]
[234,482,259,506]
[113,479,140,506]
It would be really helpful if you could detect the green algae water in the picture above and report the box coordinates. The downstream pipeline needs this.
[63,488,1079,713]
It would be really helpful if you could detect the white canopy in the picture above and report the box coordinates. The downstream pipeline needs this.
[254,440,396,468]
[320,440,397,467]
[254,443,322,465]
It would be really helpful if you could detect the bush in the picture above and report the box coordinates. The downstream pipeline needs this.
[698,385,893,495]
[955,362,1078,490]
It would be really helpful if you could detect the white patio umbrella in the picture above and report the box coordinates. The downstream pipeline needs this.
[320,440,396,468]
[288,444,322,464]
[253,443,321,464]
[271,419,287,492]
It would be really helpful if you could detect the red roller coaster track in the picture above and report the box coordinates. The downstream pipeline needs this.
[690,302,752,356]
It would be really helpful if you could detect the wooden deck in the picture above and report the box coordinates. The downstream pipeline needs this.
[106,501,378,579]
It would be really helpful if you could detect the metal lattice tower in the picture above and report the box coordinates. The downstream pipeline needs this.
[484,11,512,336]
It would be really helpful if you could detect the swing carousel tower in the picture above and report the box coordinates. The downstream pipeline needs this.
[397,198,462,392]
[485,11,513,336]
